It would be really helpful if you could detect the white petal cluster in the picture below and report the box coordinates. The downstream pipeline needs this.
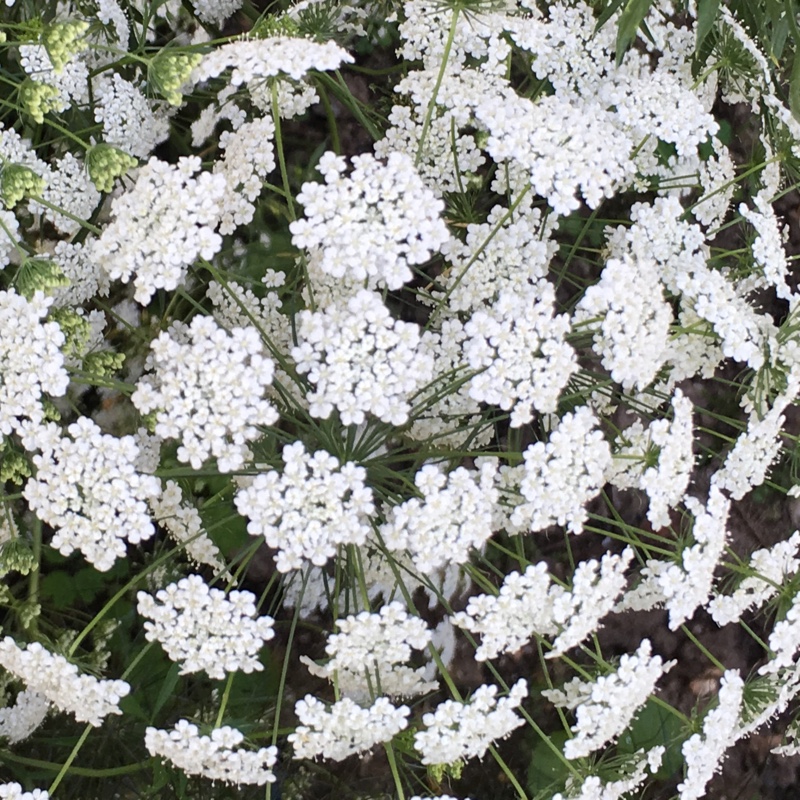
[0,637,129,727]
[235,441,374,573]
[137,574,275,680]
[414,679,527,765]
[23,417,161,571]
[453,549,633,661]
[288,695,409,761]
[131,316,279,472]
[0,290,68,436]
[623,486,731,629]
[191,0,243,26]
[380,460,498,573]
[192,36,353,86]
[215,116,276,234]
[51,239,110,307]
[150,481,227,574]
[608,390,695,529]
[93,73,170,159]
[291,151,448,291]
[712,383,797,500]
[760,588,800,673]
[0,689,49,743]
[303,601,435,702]
[475,91,635,214]
[543,639,675,759]
[573,254,672,391]
[507,406,611,535]
[433,202,556,314]
[464,280,577,427]
[0,783,48,800]
[678,671,744,800]
[31,152,99,235]
[145,720,277,785]
[709,531,800,626]
[291,289,433,425]
[91,156,226,304]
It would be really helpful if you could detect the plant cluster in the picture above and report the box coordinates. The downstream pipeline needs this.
[4,1,800,799]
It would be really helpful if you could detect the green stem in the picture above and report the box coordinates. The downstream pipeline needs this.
[681,624,727,672]
[215,672,236,728]
[47,724,92,795]
[384,741,406,800]
[271,82,295,222]
[415,8,459,167]
[0,750,146,777]
[29,195,101,235]
[488,744,529,800]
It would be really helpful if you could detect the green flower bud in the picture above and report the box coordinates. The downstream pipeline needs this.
[86,144,137,193]
[0,451,32,485]
[149,51,202,106]
[42,20,89,72]
[19,79,61,124]
[83,350,125,378]
[0,163,46,209]
[49,307,92,360]
[16,257,70,298]
[0,538,36,577]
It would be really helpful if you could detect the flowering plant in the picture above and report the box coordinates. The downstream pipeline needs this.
[3,1,800,799]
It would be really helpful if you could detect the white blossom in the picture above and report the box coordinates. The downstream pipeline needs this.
[291,289,433,426]
[23,417,161,572]
[145,720,277,785]
[291,150,448,291]
[543,639,675,759]
[380,460,499,573]
[464,280,577,427]
[91,156,226,304]
[235,441,374,572]
[0,290,68,436]
[137,574,275,680]
[301,602,436,702]
[0,638,129,727]
[132,316,279,472]
[414,679,527,765]
[288,695,409,761]
[0,689,49,743]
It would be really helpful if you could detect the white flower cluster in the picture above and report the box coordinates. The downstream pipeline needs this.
[543,639,675,759]
[31,152,99,235]
[608,390,695,529]
[380,460,498,573]
[93,73,170,159]
[712,382,797,500]
[23,417,161,571]
[0,290,68,436]
[464,281,577,427]
[191,0,243,25]
[433,202,556,314]
[291,289,433,425]
[131,316,279,472]
[290,151,448,291]
[476,91,635,214]
[0,689,49,743]
[414,679,528,765]
[453,549,633,661]
[288,695,409,761]
[678,671,744,800]
[0,637,129,726]
[91,156,226,304]
[192,36,353,86]
[621,486,731,629]
[145,720,278,785]
[504,406,611,535]
[573,254,672,391]
[214,116,276,234]
[137,574,275,680]
[235,441,374,572]
[149,480,227,574]
[302,602,435,702]
[709,531,800,626]
[0,784,48,800]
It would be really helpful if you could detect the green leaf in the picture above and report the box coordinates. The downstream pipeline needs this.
[41,570,77,606]
[790,51,800,123]
[617,698,684,779]
[615,0,655,66]
[695,0,722,53]
[594,0,626,34]
[150,661,182,723]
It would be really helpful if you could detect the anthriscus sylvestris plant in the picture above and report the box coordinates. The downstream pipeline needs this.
[6,0,800,798]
